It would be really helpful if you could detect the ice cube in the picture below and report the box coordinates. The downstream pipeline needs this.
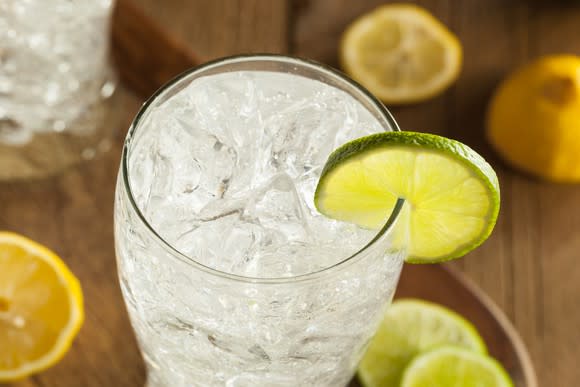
[128,71,387,278]
[1,0,115,138]
[246,173,311,241]
[139,104,238,229]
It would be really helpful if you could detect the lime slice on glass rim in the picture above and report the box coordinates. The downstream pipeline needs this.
[401,346,513,387]
[356,299,486,387]
[314,131,500,263]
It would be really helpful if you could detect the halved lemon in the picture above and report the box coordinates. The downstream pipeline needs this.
[0,232,84,381]
[340,4,462,104]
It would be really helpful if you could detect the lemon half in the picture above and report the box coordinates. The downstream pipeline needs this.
[340,4,462,104]
[0,232,84,381]
[487,54,580,182]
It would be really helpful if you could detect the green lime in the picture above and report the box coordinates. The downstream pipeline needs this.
[314,131,500,263]
[401,346,513,387]
[358,299,486,387]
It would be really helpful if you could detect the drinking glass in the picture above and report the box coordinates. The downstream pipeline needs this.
[0,0,121,180]
[114,55,407,386]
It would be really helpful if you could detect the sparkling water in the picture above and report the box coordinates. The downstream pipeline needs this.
[0,0,116,145]
[115,64,405,386]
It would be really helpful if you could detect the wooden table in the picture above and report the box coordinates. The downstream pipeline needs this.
[2,1,579,386]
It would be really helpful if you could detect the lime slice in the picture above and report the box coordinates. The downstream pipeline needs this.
[401,346,514,387]
[357,299,486,387]
[314,131,500,263]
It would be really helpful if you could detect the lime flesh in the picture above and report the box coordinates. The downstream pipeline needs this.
[401,346,514,387]
[357,299,486,387]
[314,131,500,263]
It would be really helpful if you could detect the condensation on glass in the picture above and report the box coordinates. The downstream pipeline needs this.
[114,55,407,387]
[0,0,122,179]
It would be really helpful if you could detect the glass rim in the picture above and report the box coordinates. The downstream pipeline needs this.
[121,53,406,284]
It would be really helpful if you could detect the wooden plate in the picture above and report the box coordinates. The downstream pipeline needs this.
[111,2,537,386]
[349,264,538,387]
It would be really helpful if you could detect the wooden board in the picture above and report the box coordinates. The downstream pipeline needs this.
[392,264,536,387]
[8,0,580,385]
[295,1,580,386]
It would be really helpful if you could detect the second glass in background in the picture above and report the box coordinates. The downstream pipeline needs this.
[0,0,122,180]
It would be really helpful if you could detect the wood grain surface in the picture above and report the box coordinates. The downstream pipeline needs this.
[2,0,579,386]
[295,1,580,385]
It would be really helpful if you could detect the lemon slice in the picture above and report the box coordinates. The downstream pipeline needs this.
[314,131,500,263]
[0,232,84,381]
[340,4,462,104]
[358,299,486,387]
[401,346,513,387]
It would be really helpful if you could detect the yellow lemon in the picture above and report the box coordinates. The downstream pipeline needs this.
[0,232,84,381]
[487,55,580,182]
[340,4,462,104]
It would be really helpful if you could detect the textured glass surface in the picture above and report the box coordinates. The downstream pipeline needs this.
[115,57,405,387]
[0,0,119,179]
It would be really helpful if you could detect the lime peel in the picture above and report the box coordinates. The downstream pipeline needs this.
[357,299,487,387]
[401,346,514,387]
[314,131,500,263]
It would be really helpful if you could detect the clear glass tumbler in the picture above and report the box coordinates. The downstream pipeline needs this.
[0,0,120,180]
[115,55,407,386]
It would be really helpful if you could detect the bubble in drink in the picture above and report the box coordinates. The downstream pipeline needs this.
[115,63,405,386]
